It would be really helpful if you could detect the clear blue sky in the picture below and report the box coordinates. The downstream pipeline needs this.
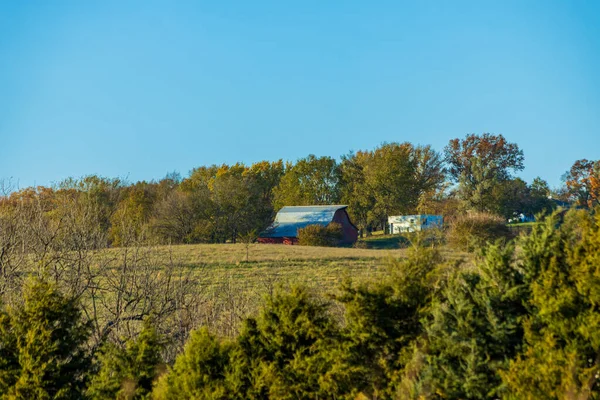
[1,0,599,189]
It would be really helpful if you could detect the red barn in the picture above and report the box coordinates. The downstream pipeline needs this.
[258,205,359,245]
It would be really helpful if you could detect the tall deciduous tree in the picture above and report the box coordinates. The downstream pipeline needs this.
[273,155,341,210]
[444,133,524,212]
[340,143,445,233]
[339,150,377,234]
[109,182,156,247]
[563,159,600,208]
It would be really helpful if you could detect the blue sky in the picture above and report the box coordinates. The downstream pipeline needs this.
[1,0,599,189]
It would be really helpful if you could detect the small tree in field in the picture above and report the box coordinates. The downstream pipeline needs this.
[239,229,258,263]
[298,223,343,247]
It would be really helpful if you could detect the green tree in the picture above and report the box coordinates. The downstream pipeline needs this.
[501,210,600,399]
[340,143,445,234]
[1,278,91,399]
[229,286,346,399]
[0,306,19,395]
[528,177,554,216]
[339,150,376,235]
[445,133,525,212]
[109,183,156,247]
[153,286,348,399]
[152,328,230,399]
[489,178,530,219]
[87,320,163,400]
[273,155,341,210]
[335,245,443,398]
[417,242,526,399]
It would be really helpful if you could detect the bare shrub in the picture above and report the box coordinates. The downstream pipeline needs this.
[298,223,343,247]
[447,212,512,252]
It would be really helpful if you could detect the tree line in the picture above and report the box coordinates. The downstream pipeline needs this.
[1,208,600,399]
[3,133,597,246]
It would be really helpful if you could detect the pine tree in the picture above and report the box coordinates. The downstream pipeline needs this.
[87,319,163,400]
[245,286,341,399]
[419,242,526,399]
[2,277,91,399]
[153,286,349,399]
[335,245,443,398]
[501,210,600,398]
[0,307,19,394]
[152,328,230,400]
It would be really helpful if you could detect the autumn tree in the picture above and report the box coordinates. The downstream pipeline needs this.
[243,160,284,236]
[445,133,524,212]
[109,182,156,247]
[562,159,600,208]
[150,189,202,244]
[209,162,283,243]
[57,175,123,241]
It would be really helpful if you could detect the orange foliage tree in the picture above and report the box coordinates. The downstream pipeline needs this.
[563,159,600,208]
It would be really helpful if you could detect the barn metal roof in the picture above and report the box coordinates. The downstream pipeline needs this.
[260,205,348,238]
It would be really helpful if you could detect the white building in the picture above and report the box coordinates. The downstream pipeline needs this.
[388,215,443,234]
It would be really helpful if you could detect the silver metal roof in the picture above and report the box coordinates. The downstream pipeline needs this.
[260,205,348,238]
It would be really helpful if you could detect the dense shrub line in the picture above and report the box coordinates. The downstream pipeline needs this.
[2,133,572,248]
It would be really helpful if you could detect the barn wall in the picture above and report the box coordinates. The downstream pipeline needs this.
[332,209,359,244]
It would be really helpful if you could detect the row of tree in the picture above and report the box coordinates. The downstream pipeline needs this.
[2,133,597,246]
[2,208,599,399]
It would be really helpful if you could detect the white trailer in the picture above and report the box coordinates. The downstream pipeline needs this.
[388,215,443,234]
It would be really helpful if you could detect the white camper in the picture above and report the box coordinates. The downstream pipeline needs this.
[388,215,443,234]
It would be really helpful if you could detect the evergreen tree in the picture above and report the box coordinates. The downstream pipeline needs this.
[335,245,443,398]
[0,307,18,395]
[417,242,526,399]
[223,286,352,399]
[501,210,600,399]
[87,320,163,400]
[1,278,91,399]
[152,328,231,399]
[153,286,350,399]
[243,286,342,399]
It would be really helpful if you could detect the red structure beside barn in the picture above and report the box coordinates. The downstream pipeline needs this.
[258,205,358,245]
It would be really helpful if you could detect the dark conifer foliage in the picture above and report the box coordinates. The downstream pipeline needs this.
[0,278,91,399]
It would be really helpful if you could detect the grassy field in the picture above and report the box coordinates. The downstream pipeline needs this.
[144,239,469,295]
[92,238,471,339]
